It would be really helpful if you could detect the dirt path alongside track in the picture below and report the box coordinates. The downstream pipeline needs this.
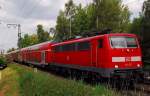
[0,67,19,96]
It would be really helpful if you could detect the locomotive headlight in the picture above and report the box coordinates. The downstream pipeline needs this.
[137,64,140,67]
[115,65,119,68]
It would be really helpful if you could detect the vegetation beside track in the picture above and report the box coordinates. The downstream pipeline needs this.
[144,62,150,70]
[0,67,19,96]
[0,63,118,96]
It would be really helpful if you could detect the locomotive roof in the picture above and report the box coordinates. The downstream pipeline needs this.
[52,33,137,46]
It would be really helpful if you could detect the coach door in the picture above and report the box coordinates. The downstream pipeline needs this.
[91,40,98,67]
[41,51,45,64]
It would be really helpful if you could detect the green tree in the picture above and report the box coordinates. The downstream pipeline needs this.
[19,25,51,48]
[37,24,49,43]
[7,48,16,53]
[0,56,6,64]
[55,11,70,42]
[65,0,76,38]
[29,34,39,45]
[93,0,130,32]
[43,31,50,41]
[86,4,97,32]
[140,0,150,58]
[130,16,142,36]
[55,0,130,42]
[65,0,75,17]
[72,4,89,35]
[21,34,38,47]
[142,0,150,43]
[21,34,31,47]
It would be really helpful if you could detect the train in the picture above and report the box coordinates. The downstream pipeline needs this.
[7,33,143,80]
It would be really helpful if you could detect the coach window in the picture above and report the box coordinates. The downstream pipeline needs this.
[77,41,90,51]
[98,39,103,48]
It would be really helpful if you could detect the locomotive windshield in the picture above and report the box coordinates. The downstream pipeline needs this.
[110,37,138,48]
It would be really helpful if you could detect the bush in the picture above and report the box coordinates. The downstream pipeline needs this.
[0,56,6,65]
[11,64,118,96]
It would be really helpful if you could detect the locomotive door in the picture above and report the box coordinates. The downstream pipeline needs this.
[91,40,98,67]
[97,38,104,68]
[41,51,45,64]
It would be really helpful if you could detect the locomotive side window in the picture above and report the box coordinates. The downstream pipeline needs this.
[54,43,76,52]
[77,41,90,51]
[54,46,62,52]
[110,37,138,48]
[98,39,103,48]
[62,43,76,51]
[54,41,90,52]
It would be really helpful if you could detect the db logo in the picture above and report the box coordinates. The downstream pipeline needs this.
[125,57,131,62]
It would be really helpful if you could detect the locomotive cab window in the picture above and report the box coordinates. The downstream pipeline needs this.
[126,37,138,48]
[77,41,90,51]
[110,36,138,48]
[98,39,103,48]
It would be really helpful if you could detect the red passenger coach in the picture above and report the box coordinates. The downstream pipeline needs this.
[51,33,142,78]
[19,41,54,67]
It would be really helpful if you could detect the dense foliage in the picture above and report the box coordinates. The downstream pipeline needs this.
[0,56,6,64]
[141,0,150,42]
[55,0,131,42]
[20,25,52,48]
[21,34,38,48]
[7,48,16,53]
[9,64,117,96]
[129,0,150,42]
[130,16,142,36]
[37,25,50,43]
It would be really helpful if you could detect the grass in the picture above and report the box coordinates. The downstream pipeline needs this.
[0,63,118,96]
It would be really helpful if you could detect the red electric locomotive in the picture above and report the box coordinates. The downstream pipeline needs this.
[9,33,143,79]
[51,33,142,78]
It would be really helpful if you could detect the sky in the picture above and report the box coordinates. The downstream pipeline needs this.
[0,0,146,51]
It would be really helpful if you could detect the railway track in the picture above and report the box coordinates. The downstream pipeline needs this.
[135,84,150,93]
[120,70,150,96]
[121,83,150,96]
